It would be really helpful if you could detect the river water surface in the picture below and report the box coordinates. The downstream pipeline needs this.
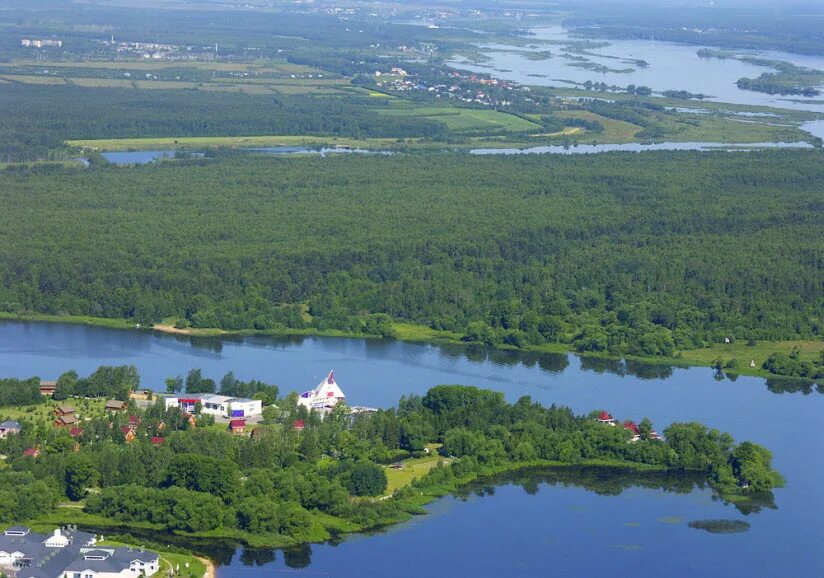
[0,321,822,576]
[451,26,824,114]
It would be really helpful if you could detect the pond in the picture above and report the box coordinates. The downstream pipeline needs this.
[0,321,821,576]
[451,26,824,114]
[99,147,387,165]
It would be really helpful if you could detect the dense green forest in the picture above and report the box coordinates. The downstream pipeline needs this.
[0,85,447,162]
[1,151,823,356]
[0,373,782,541]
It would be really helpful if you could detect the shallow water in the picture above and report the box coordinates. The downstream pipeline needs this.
[1,321,821,576]
[451,26,824,113]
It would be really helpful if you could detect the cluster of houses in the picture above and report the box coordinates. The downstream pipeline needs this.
[5,370,357,454]
[373,68,523,108]
[595,411,661,442]
[0,526,158,578]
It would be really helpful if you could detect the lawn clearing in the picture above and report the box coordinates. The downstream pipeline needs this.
[680,340,824,371]
[376,105,541,131]
[383,444,446,495]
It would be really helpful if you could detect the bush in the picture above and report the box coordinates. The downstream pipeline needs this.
[347,461,388,497]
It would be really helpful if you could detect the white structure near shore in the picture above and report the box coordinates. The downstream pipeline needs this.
[163,394,262,418]
[298,371,346,412]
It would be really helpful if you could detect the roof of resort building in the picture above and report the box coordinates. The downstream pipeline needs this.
[298,370,346,410]
[597,411,613,421]
[623,421,640,435]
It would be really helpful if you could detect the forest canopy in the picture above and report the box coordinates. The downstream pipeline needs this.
[1,151,823,357]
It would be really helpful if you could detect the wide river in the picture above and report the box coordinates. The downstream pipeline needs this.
[451,26,824,114]
[0,321,822,576]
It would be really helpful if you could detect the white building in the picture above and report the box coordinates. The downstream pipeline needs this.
[298,371,346,412]
[62,548,159,578]
[163,394,262,418]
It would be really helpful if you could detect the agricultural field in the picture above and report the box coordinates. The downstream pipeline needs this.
[376,105,542,132]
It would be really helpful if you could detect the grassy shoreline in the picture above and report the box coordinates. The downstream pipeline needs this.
[2,311,819,381]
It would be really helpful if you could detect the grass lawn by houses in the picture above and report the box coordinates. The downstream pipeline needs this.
[383,444,446,496]
[0,398,111,425]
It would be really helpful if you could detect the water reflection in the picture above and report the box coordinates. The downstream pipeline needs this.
[132,466,774,572]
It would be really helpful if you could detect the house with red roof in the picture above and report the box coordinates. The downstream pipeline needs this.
[69,427,83,438]
[22,447,40,458]
[228,419,246,435]
[292,419,306,431]
[596,411,616,426]
[151,436,165,446]
[623,421,641,442]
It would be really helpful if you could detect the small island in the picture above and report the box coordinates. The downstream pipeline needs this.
[1,366,783,556]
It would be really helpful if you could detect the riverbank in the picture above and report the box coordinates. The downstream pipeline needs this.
[2,311,820,382]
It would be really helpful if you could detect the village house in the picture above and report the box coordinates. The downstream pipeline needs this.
[0,420,21,438]
[228,419,246,435]
[22,447,40,458]
[623,421,641,442]
[120,426,136,443]
[292,419,306,431]
[39,381,57,397]
[104,400,127,412]
[54,406,78,428]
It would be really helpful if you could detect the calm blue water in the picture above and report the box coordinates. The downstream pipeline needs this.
[100,147,387,165]
[101,151,178,164]
[0,321,821,576]
[452,25,824,114]
[470,141,815,155]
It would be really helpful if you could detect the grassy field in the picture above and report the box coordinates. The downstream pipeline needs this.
[376,105,542,132]
[383,444,446,496]
[67,134,405,151]
[0,59,350,95]
[681,340,824,371]
[10,59,322,75]
[554,110,641,142]
[0,398,110,424]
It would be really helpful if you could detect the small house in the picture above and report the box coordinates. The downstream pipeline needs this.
[150,436,165,446]
[228,419,246,435]
[0,420,21,438]
[55,414,78,428]
[596,411,616,426]
[54,405,76,417]
[69,427,83,438]
[22,447,40,458]
[121,426,136,443]
[292,419,306,431]
[105,400,127,412]
[39,380,57,396]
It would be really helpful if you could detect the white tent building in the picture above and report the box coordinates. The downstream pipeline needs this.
[297,371,346,412]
